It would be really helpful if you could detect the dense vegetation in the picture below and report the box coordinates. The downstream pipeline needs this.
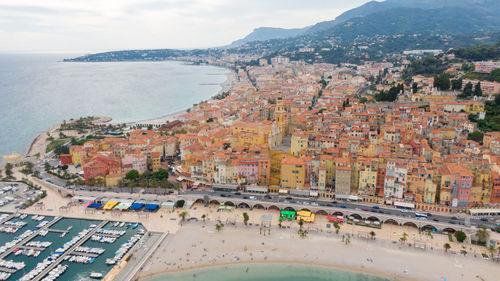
[453,41,500,61]
[403,56,450,79]
[469,95,500,132]
[374,84,403,102]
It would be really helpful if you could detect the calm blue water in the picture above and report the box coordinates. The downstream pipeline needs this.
[143,264,397,281]
[0,54,230,158]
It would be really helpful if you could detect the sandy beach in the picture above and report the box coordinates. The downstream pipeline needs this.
[139,223,500,281]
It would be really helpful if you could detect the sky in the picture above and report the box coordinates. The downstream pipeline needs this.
[0,0,374,54]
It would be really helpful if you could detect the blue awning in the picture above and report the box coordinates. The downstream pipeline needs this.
[87,203,102,208]
[144,204,159,211]
[129,203,145,211]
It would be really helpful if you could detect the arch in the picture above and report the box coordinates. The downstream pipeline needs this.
[349,213,362,220]
[442,227,456,234]
[268,205,280,211]
[384,219,399,225]
[209,200,220,205]
[238,202,250,208]
[402,221,418,228]
[253,204,265,209]
[193,198,204,204]
[421,225,438,232]
[366,216,380,222]
[332,211,344,217]
[224,201,235,207]
[316,210,328,215]
[283,206,296,212]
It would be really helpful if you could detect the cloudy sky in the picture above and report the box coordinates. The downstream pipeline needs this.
[0,0,373,53]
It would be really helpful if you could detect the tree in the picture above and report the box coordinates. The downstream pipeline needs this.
[298,219,304,229]
[487,245,497,259]
[333,221,340,234]
[215,223,224,232]
[451,79,463,91]
[454,231,467,243]
[201,214,206,223]
[125,169,140,182]
[359,97,368,104]
[412,82,418,93]
[475,226,489,245]
[400,232,408,243]
[153,168,169,181]
[463,82,473,97]
[179,211,188,224]
[474,82,483,97]
[444,243,451,252]
[298,229,308,239]
[369,231,376,240]
[4,163,13,178]
[433,73,451,91]
[242,212,249,226]
[468,131,484,144]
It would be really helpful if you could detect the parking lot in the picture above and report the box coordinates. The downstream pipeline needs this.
[0,182,43,212]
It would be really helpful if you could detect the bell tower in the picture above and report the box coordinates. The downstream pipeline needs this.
[275,97,287,138]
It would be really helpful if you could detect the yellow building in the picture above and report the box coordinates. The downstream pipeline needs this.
[320,155,335,186]
[150,152,161,172]
[232,121,282,148]
[290,131,308,157]
[70,146,85,166]
[280,157,306,189]
[358,164,377,196]
[296,210,315,222]
[275,98,288,137]
[423,179,437,204]
[465,102,485,115]
[318,167,327,191]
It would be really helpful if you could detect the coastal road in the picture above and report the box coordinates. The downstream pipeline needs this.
[115,232,167,281]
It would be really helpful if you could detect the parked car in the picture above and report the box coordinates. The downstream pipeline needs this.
[372,206,380,209]
[340,205,347,209]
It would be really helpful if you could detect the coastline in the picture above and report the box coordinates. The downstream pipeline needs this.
[137,223,500,281]
[17,61,236,160]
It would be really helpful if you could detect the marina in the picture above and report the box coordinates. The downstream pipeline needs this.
[0,213,146,280]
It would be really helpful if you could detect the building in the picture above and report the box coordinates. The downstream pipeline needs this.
[335,166,351,195]
[280,157,306,189]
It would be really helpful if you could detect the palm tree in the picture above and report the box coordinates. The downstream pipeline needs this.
[215,223,224,232]
[298,219,304,229]
[179,211,188,224]
[400,232,408,243]
[475,226,489,245]
[487,245,497,260]
[333,221,340,234]
[278,219,282,229]
[444,243,451,252]
[369,231,376,240]
[243,212,249,226]
[201,214,206,223]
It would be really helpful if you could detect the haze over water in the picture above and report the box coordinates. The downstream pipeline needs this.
[0,54,230,158]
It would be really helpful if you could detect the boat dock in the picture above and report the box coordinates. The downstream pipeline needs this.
[95,232,119,238]
[0,216,62,259]
[18,245,46,251]
[0,214,15,225]
[0,266,17,274]
[71,252,99,258]
[31,220,108,281]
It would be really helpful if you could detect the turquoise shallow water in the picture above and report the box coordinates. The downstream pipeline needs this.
[0,54,230,158]
[142,264,397,281]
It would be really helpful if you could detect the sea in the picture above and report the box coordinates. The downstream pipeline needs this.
[142,264,397,281]
[0,54,231,160]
